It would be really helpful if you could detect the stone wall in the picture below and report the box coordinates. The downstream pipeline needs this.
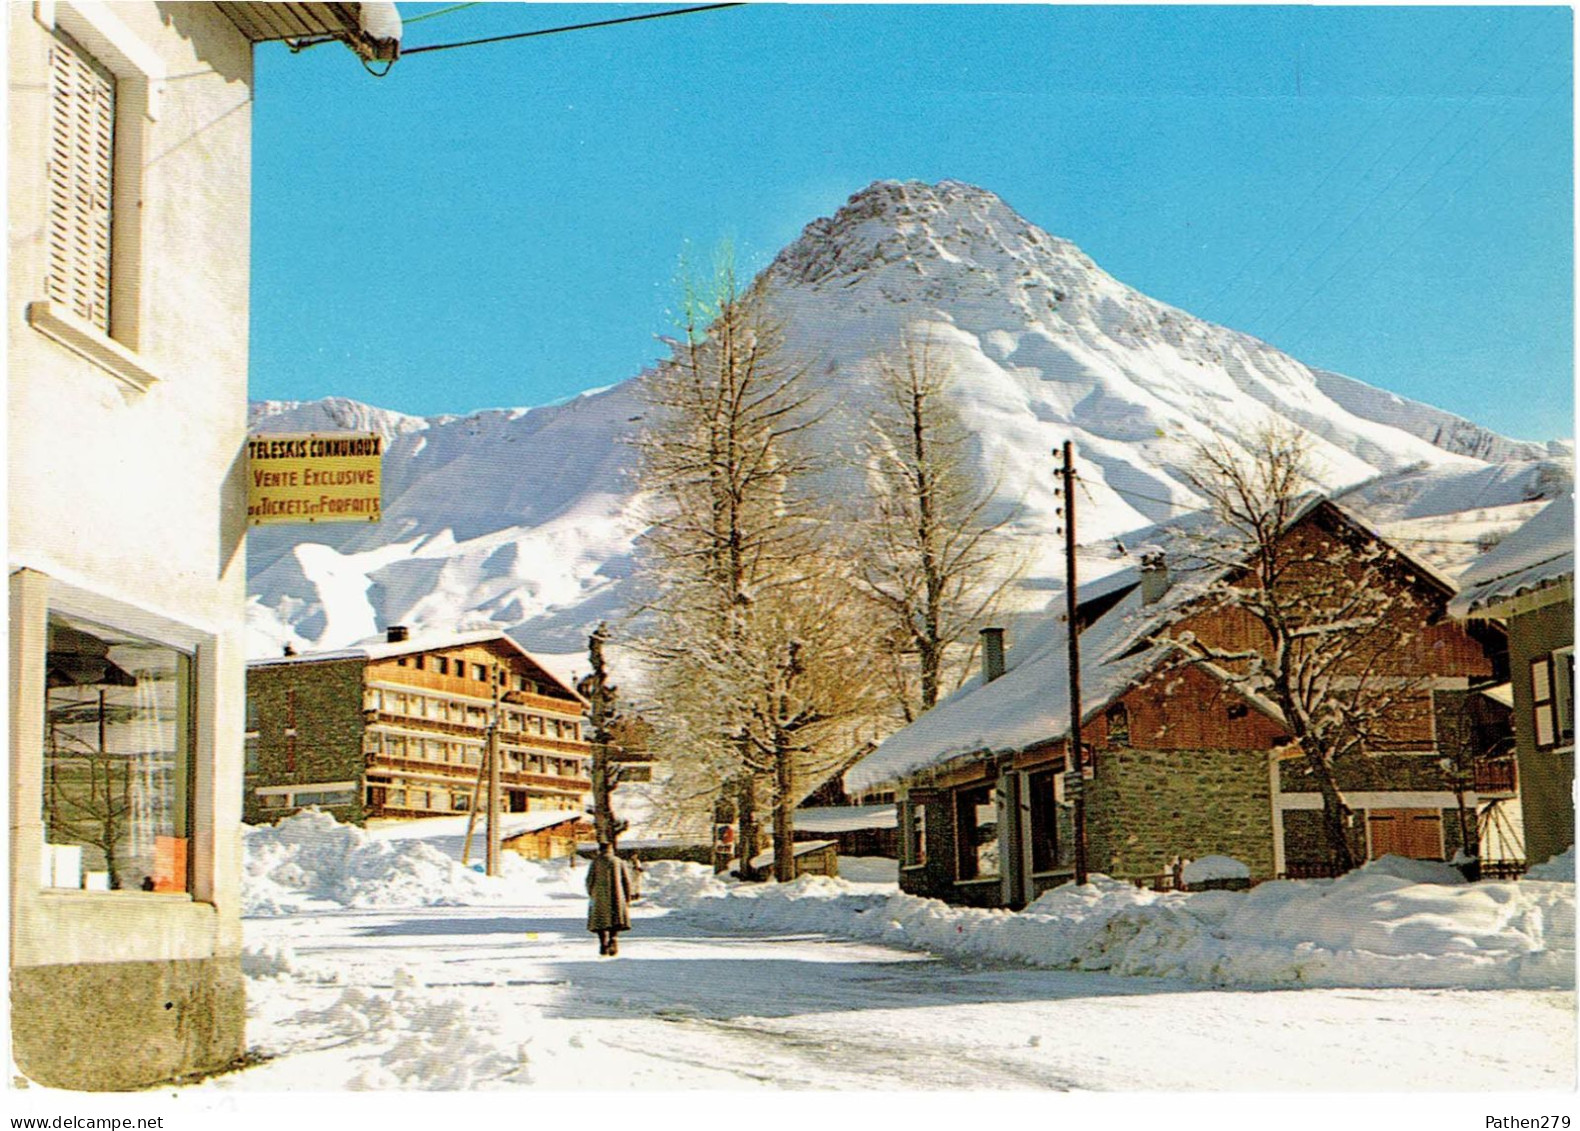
[1086,746,1275,879]
[12,955,244,1090]
[1279,750,1450,794]
[897,792,962,901]
[244,658,368,824]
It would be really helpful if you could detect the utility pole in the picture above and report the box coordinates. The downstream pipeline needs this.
[485,662,502,876]
[580,624,623,852]
[1056,440,1090,886]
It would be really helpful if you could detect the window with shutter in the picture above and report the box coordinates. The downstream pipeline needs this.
[1532,656,1557,748]
[45,32,115,334]
[1556,647,1574,746]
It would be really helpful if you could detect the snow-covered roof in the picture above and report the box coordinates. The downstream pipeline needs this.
[1448,496,1575,618]
[845,496,1454,794]
[845,585,1172,793]
[365,809,584,842]
[793,805,897,833]
[248,629,587,704]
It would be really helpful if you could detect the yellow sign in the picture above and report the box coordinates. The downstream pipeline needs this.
[247,432,383,525]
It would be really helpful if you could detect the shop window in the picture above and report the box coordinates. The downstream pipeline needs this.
[293,788,355,807]
[1028,769,1071,874]
[905,800,927,866]
[43,612,194,893]
[954,783,999,880]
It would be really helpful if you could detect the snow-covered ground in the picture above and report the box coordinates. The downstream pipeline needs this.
[15,812,1574,1127]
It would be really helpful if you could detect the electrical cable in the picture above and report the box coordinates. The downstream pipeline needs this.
[401,3,745,57]
[404,3,480,27]
[1266,75,1566,340]
[1247,20,1548,332]
[1201,24,1485,316]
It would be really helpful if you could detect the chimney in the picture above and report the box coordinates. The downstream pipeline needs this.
[980,626,1006,683]
[386,625,410,643]
[282,643,296,657]
[1140,552,1170,605]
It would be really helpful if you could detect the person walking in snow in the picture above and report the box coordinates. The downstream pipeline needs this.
[586,843,635,956]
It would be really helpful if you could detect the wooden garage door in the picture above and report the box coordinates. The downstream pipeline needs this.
[1367,808,1444,860]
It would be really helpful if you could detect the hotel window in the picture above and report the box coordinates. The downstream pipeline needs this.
[42,612,194,893]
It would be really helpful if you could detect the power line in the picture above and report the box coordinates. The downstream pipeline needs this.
[1266,76,1566,340]
[403,3,479,27]
[1246,20,1548,333]
[402,3,745,57]
[1202,25,1485,316]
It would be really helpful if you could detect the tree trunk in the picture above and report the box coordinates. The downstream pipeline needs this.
[736,773,761,882]
[1299,741,1358,873]
[773,740,795,882]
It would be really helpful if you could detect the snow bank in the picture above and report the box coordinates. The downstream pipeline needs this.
[243,809,558,914]
[1527,847,1576,882]
[243,813,1572,992]
[640,857,1575,991]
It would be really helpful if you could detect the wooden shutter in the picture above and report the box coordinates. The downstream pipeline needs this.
[1368,808,1444,860]
[45,32,115,333]
[1532,656,1556,748]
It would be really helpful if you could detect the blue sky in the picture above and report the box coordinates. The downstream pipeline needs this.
[250,3,1573,441]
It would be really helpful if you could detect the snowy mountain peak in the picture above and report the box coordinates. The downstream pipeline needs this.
[247,396,439,444]
[769,179,1097,290]
[246,180,1567,660]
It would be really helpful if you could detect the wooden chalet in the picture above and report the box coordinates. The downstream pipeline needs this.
[246,627,591,825]
[847,499,1518,908]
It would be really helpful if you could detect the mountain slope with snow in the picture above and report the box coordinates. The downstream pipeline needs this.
[247,180,1568,659]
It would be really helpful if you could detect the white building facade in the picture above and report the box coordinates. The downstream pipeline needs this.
[7,1,394,1089]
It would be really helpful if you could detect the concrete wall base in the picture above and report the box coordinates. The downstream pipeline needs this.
[11,956,244,1090]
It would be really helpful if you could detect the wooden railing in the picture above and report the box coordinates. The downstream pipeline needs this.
[1474,757,1518,796]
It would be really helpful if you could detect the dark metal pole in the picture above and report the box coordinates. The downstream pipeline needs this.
[1059,440,1089,885]
[486,664,502,876]
[585,624,621,854]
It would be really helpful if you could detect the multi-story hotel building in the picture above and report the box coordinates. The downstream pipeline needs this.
[245,628,591,825]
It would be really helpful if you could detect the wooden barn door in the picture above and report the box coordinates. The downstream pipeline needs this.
[1367,808,1445,860]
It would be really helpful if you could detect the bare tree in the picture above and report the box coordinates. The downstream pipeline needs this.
[46,690,134,890]
[848,332,1023,722]
[631,258,879,878]
[1171,425,1430,873]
